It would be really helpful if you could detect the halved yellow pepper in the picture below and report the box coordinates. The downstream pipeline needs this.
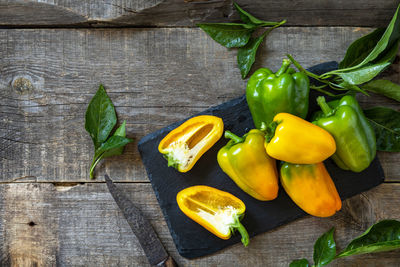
[158,115,223,172]
[280,162,342,217]
[176,185,249,246]
[265,113,336,164]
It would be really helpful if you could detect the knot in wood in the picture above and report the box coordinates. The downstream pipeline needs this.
[12,76,34,94]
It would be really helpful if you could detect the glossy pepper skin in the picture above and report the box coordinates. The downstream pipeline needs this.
[176,185,249,246]
[217,129,278,201]
[265,113,336,164]
[314,96,376,172]
[246,59,310,129]
[280,162,342,217]
[158,115,223,172]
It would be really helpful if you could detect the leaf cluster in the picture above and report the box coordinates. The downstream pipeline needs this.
[197,2,286,79]
[287,4,400,152]
[290,220,400,267]
[85,85,133,179]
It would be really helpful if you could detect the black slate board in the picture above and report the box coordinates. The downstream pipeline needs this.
[138,62,385,259]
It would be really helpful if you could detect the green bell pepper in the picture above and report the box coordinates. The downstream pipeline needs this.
[314,95,376,172]
[246,59,310,129]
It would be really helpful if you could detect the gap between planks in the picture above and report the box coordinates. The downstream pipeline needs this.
[0,25,387,30]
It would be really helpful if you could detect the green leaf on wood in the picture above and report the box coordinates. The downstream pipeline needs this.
[289,259,310,267]
[363,79,400,102]
[336,61,391,85]
[364,107,400,152]
[197,23,255,48]
[335,4,400,73]
[94,135,133,160]
[339,28,385,69]
[237,32,267,79]
[85,85,133,179]
[233,2,278,26]
[313,227,336,267]
[102,120,129,158]
[85,84,117,148]
[337,220,400,258]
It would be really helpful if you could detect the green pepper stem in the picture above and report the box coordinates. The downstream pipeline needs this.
[224,131,245,144]
[259,122,267,132]
[231,215,249,247]
[265,121,280,143]
[317,96,334,116]
[275,59,291,77]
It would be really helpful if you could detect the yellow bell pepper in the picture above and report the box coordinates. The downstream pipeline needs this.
[217,129,278,201]
[280,162,342,217]
[158,115,223,172]
[176,185,249,246]
[265,113,336,164]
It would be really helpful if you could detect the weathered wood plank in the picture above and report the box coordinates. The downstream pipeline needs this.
[0,182,400,266]
[0,27,399,182]
[0,0,399,27]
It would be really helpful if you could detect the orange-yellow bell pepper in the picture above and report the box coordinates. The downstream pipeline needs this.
[280,162,342,217]
[176,185,249,246]
[158,115,223,172]
[217,129,278,201]
[265,113,336,164]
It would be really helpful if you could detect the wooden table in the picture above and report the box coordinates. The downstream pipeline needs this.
[0,1,399,266]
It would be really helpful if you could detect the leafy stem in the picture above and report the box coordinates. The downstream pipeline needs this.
[89,154,104,179]
[85,85,133,179]
[199,2,286,78]
[290,220,400,267]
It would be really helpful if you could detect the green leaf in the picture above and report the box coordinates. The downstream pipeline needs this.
[313,227,336,267]
[336,61,391,85]
[197,23,255,48]
[339,28,385,69]
[363,79,400,102]
[364,107,400,152]
[336,81,369,95]
[94,135,133,160]
[337,220,400,258]
[89,134,133,179]
[289,259,309,267]
[85,84,117,148]
[336,4,400,73]
[102,120,129,158]
[237,32,266,79]
[233,2,278,26]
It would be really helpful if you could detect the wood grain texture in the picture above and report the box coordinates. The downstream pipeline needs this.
[0,182,400,266]
[0,0,399,27]
[0,27,398,182]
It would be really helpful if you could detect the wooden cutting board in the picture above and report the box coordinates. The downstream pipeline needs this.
[138,62,385,259]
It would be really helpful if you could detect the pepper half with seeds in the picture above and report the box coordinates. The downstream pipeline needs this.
[158,115,223,172]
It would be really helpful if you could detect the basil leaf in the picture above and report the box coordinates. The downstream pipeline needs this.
[94,135,133,160]
[237,32,266,79]
[339,28,385,69]
[85,84,117,148]
[197,23,255,48]
[337,220,400,258]
[364,107,400,152]
[313,227,336,267]
[289,259,309,267]
[337,61,391,85]
[336,4,400,73]
[102,120,128,158]
[363,79,400,102]
[233,2,277,26]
